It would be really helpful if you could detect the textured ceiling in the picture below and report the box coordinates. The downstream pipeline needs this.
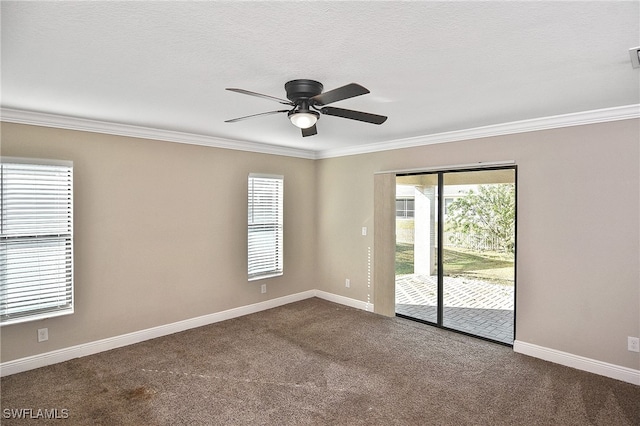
[2,1,639,156]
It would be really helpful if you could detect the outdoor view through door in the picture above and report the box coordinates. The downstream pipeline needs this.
[395,167,516,345]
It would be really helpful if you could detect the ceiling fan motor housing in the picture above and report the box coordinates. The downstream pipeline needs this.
[285,79,324,103]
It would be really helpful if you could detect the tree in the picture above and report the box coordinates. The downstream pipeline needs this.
[445,184,515,253]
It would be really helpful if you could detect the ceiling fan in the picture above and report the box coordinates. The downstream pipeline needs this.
[225,79,387,137]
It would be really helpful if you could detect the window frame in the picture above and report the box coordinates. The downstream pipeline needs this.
[1,157,74,326]
[247,173,283,281]
[396,197,415,219]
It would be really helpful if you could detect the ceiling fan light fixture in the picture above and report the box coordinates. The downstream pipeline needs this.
[289,111,319,129]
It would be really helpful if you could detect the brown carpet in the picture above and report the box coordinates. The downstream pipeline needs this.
[1,298,639,425]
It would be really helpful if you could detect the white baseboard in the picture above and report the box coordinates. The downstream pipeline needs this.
[314,290,374,312]
[0,290,373,377]
[4,296,637,386]
[514,340,640,386]
[1,290,315,377]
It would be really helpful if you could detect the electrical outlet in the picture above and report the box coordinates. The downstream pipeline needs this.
[628,336,640,352]
[261,284,267,294]
[361,227,367,236]
[345,278,350,288]
[37,328,48,342]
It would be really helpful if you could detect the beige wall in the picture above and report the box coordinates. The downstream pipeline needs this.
[316,119,640,370]
[1,119,639,372]
[0,123,317,362]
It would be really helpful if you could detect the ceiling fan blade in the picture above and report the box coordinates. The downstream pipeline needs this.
[225,110,289,123]
[310,83,370,106]
[320,106,387,125]
[301,124,317,137]
[226,88,293,105]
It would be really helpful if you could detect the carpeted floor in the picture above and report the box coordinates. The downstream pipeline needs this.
[1,298,639,425]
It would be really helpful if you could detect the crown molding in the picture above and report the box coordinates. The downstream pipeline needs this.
[316,104,640,159]
[2,104,638,160]
[0,108,317,160]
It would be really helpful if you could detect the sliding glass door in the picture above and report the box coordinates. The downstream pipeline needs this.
[395,173,439,323]
[395,167,516,345]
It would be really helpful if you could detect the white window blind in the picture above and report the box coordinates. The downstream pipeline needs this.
[248,174,283,281]
[1,158,74,326]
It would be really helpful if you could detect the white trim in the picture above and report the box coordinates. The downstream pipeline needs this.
[375,160,516,175]
[314,290,374,312]
[2,294,637,387]
[514,340,640,386]
[0,290,313,377]
[248,173,284,180]
[2,105,638,160]
[0,290,373,377]
[0,156,73,168]
[316,104,640,159]
[0,108,317,160]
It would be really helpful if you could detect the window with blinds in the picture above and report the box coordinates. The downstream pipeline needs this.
[1,158,74,326]
[248,174,283,281]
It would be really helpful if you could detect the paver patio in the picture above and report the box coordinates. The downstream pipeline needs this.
[395,274,514,344]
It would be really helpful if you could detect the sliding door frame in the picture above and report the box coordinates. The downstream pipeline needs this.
[394,165,518,347]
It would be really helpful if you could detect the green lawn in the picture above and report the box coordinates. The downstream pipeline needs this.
[395,243,514,286]
[395,243,415,275]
